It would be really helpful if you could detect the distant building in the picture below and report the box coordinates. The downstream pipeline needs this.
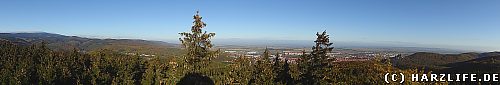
[140,54,155,57]
[285,57,300,63]
[246,51,258,54]
[224,50,237,53]
[334,57,370,62]
[283,51,304,56]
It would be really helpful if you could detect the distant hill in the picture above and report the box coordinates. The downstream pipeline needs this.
[441,55,500,73]
[392,52,479,71]
[478,52,500,58]
[398,53,500,84]
[0,32,182,57]
[393,52,500,72]
[438,55,500,85]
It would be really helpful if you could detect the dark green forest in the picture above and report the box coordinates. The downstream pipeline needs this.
[0,38,424,85]
[1,11,498,85]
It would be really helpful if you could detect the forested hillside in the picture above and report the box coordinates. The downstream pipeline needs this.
[1,11,496,85]
[0,32,183,56]
[0,39,437,85]
[442,55,500,73]
[392,52,479,71]
[392,52,500,84]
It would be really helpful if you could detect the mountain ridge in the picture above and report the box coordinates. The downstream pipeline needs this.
[392,52,500,72]
[0,32,182,56]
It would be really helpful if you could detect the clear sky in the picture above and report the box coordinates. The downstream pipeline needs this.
[1,0,499,51]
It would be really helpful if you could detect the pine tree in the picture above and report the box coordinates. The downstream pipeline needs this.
[178,11,218,73]
[141,60,156,85]
[249,48,274,85]
[229,55,253,84]
[298,31,334,84]
[274,53,294,85]
[272,52,282,83]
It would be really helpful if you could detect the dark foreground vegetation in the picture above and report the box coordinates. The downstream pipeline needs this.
[1,11,499,85]
[0,40,434,85]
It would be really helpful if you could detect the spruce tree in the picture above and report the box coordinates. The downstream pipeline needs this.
[272,52,282,83]
[229,55,253,84]
[298,31,334,84]
[249,48,274,84]
[274,54,294,85]
[178,11,218,73]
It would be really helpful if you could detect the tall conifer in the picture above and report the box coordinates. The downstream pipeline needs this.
[298,31,334,84]
[179,11,218,73]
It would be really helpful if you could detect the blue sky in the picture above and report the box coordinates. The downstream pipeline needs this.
[1,0,499,51]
